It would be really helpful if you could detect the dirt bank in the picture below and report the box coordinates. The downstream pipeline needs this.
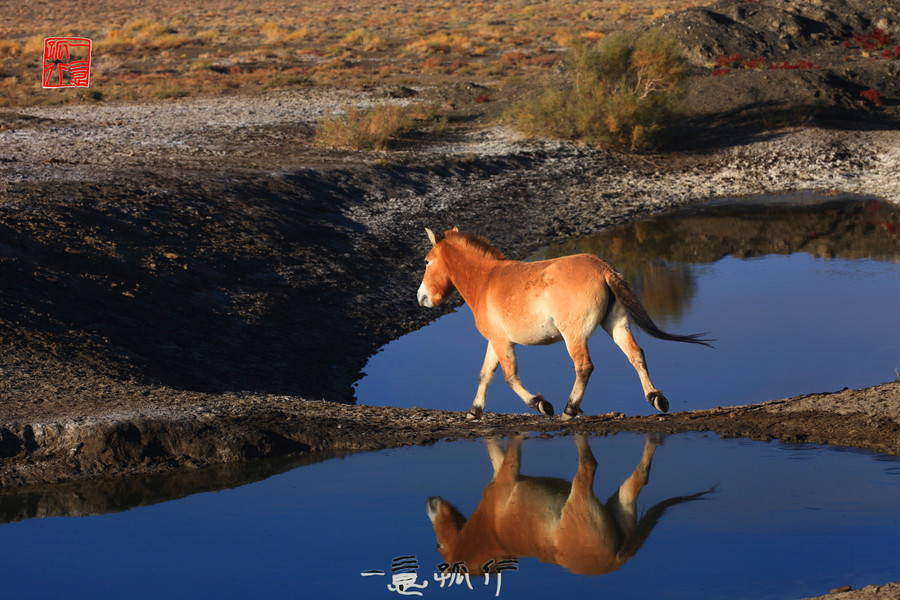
[2,380,898,488]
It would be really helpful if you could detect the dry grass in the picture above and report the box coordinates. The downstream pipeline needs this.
[0,39,22,58]
[316,103,413,150]
[0,0,709,108]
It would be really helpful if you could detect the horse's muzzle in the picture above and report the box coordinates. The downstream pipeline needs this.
[417,283,433,308]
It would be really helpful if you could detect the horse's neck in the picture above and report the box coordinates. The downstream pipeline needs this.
[445,243,496,306]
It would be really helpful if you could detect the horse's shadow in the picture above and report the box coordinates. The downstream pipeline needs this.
[427,434,714,576]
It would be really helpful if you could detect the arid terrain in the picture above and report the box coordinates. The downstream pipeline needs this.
[2,1,900,597]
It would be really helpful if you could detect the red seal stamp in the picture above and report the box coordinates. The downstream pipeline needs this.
[42,37,92,88]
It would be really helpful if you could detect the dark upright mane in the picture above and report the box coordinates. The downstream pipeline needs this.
[444,230,505,260]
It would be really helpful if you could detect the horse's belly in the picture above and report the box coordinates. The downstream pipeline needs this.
[507,316,562,346]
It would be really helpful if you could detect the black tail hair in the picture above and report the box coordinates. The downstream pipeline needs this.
[606,271,715,348]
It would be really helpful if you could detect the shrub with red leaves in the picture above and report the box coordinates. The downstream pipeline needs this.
[855,28,892,51]
[846,29,893,53]
[716,54,744,69]
[769,60,817,70]
[712,54,817,75]
[861,88,884,106]
[501,50,529,66]
[742,56,766,69]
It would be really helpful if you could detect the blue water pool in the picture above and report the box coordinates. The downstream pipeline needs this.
[1,433,899,599]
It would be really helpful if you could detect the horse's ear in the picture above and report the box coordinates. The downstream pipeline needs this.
[425,227,437,246]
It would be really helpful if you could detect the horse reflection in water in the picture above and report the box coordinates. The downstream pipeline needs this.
[427,435,712,576]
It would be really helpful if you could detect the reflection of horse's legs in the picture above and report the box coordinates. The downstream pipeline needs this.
[555,434,619,574]
[491,339,554,417]
[470,342,500,420]
[602,303,668,412]
[606,435,659,540]
[485,438,505,475]
[561,335,594,420]
[497,437,523,483]
[573,434,599,489]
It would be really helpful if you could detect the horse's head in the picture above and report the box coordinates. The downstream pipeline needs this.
[426,496,466,563]
[417,227,457,308]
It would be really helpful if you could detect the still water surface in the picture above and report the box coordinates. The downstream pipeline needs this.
[357,196,900,416]
[1,433,899,599]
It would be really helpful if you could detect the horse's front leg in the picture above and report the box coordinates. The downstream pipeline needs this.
[469,342,500,420]
[491,339,554,417]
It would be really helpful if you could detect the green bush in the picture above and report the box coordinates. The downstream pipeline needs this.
[506,31,688,151]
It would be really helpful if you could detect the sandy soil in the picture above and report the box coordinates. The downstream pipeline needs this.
[2,1,900,597]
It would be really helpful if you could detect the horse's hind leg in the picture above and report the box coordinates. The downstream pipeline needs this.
[602,303,668,412]
[606,433,660,539]
[491,339,554,417]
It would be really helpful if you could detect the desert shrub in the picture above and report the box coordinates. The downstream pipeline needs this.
[128,18,167,39]
[261,21,288,43]
[263,71,312,88]
[341,28,385,52]
[405,32,472,54]
[0,39,22,58]
[23,35,46,56]
[506,30,688,151]
[96,20,190,51]
[96,28,134,52]
[315,103,413,150]
[196,29,220,43]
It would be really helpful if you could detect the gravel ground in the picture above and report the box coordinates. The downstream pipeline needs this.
[5,87,900,202]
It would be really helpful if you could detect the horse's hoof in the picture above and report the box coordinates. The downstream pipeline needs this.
[466,408,483,420]
[529,394,554,417]
[562,405,583,420]
[647,391,669,413]
[538,399,554,416]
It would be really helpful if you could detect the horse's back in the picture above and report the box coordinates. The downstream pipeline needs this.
[525,254,613,329]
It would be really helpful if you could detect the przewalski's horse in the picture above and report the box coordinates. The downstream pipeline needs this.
[427,435,713,576]
[417,228,712,420]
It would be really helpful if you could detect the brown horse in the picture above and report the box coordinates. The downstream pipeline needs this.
[417,228,712,420]
[427,435,712,576]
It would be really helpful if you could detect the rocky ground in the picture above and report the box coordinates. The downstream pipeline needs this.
[2,1,900,596]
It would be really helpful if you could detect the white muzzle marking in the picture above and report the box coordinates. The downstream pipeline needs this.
[417,282,433,308]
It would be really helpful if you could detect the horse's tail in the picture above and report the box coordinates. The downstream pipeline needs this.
[604,269,714,348]
[616,486,717,566]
